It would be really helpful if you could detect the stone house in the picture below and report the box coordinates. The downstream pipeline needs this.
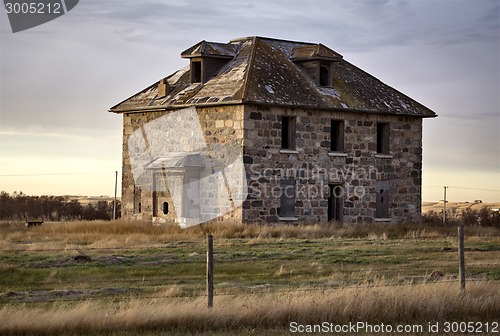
[110,36,436,226]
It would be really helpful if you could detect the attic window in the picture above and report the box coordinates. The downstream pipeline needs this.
[191,61,202,83]
[319,62,331,86]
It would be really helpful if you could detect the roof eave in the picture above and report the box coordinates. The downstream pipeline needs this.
[180,53,234,60]
[291,56,342,62]
[108,100,245,114]
[110,100,436,118]
[242,100,437,118]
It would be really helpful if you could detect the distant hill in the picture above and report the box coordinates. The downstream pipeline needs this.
[63,195,120,204]
[422,201,500,213]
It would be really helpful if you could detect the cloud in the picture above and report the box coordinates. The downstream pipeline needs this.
[1,0,499,199]
[409,1,499,47]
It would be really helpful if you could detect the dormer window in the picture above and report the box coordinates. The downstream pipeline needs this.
[319,62,332,87]
[191,60,202,83]
[181,40,237,85]
[291,44,342,87]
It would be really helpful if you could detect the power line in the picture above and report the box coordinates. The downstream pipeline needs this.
[448,186,500,192]
[423,186,500,192]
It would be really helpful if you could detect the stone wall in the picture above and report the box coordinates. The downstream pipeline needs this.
[121,105,245,223]
[121,103,424,225]
[242,105,423,224]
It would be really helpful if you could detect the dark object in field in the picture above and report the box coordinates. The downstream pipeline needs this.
[26,220,43,228]
[70,255,92,263]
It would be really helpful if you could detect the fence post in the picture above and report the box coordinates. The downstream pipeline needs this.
[443,186,448,225]
[458,225,465,292]
[207,234,214,308]
[113,171,118,220]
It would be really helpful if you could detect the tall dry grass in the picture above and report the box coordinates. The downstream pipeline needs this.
[0,281,498,335]
[8,219,500,238]
[1,219,498,250]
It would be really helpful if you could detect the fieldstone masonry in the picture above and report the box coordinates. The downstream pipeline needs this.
[122,106,245,224]
[112,37,435,226]
[242,105,423,224]
[121,104,423,224]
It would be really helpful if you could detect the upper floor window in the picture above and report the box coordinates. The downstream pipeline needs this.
[377,122,390,154]
[281,116,296,150]
[331,119,344,152]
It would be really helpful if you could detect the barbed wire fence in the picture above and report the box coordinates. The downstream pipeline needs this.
[0,177,499,306]
[1,234,499,306]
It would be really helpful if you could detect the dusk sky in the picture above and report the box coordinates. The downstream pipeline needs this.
[0,0,499,202]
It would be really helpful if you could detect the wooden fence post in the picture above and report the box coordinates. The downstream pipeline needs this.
[458,225,465,292]
[207,234,214,308]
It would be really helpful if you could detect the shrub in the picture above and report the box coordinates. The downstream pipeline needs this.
[422,207,499,228]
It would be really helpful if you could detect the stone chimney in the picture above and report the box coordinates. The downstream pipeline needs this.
[158,78,169,97]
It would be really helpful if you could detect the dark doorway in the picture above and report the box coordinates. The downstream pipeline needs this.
[279,178,296,218]
[328,184,343,222]
[376,180,390,218]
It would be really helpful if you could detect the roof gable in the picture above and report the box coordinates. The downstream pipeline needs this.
[181,40,238,59]
[290,43,343,61]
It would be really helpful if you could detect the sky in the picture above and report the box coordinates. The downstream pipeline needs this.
[0,0,499,202]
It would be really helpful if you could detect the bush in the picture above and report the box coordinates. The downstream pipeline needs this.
[422,207,500,228]
[0,191,120,221]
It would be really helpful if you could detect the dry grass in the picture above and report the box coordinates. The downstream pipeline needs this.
[1,220,499,335]
[0,280,498,335]
[1,219,498,251]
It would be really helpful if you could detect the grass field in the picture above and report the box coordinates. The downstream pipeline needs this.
[0,220,499,335]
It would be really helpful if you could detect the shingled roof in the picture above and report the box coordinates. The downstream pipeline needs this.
[110,36,436,118]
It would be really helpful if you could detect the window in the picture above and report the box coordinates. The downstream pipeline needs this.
[319,62,331,86]
[162,202,169,215]
[279,178,296,218]
[377,122,390,154]
[191,60,202,83]
[133,186,141,214]
[331,119,344,152]
[281,116,296,150]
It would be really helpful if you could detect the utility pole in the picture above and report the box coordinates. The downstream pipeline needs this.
[443,186,448,225]
[113,171,118,220]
